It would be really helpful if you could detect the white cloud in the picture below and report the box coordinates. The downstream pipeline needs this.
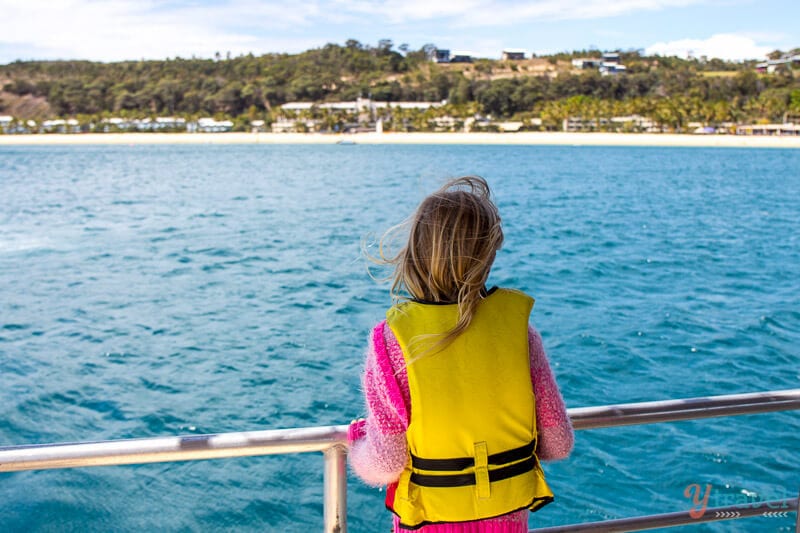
[330,0,703,26]
[0,0,322,62]
[462,0,701,26]
[645,33,774,61]
[0,0,779,63]
[331,0,483,24]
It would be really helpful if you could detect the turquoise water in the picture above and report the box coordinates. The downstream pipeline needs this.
[0,144,798,532]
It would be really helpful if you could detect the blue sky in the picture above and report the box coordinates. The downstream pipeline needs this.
[0,0,798,64]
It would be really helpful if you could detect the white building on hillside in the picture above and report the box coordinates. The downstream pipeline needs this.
[502,49,526,61]
[41,119,80,133]
[195,118,233,132]
[600,63,627,76]
[572,58,603,69]
[0,115,13,132]
[280,102,315,113]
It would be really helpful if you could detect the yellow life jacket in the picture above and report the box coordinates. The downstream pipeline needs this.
[385,288,554,530]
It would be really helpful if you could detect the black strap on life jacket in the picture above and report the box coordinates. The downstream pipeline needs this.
[410,439,536,471]
[408,439,538,488]
[410,456,538,488]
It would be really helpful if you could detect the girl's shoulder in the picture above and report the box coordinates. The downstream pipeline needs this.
[495,286,528,296]
[485,287,535,311]
[493,286,533,299]
[368,320,401,364]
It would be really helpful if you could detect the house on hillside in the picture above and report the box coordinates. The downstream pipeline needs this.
[502,49,526,61]
[496,121,524,132]
[600,63,627,76]
[433,49,451,63]
[573,51,626,75]
[280,102,315,113]
[611,115,658,132]
[271,117,316,133]
[450,52,473,63]
[563,114,656,132]
[194,118,233,132]
[101,118,128,131]
[432,116,458,131]
[0,115,13,133]
[374,100,445,111]
[428,48,473,63]
[572,58,603,69]
[280,99,373,114]
[756,54,800,74]
[0,117,38,134]
[737,123,800,136]
[598,51,626,75]
[41,119,80,133]
[154,117,186,130]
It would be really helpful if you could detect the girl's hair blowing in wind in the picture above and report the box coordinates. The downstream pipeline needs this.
[378,176,504,351]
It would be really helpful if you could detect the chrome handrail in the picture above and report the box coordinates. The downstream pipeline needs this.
[568,388,800,429]
[532,495,799,532]
[0,425,350,532]
[0,424,350,471]
[1,388,799,533]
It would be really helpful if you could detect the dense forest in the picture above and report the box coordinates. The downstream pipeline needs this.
[1,39,799,131]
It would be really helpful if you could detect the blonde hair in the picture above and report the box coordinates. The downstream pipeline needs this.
[377,176,504,353]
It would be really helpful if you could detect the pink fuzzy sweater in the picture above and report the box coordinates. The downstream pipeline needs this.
[349,320,574,532]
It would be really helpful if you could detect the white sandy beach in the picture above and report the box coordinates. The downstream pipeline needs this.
[1,131,800,148]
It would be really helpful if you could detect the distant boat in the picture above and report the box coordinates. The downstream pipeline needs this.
[336,139,356,145]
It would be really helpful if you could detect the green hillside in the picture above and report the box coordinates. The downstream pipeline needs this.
[1,40,799,130]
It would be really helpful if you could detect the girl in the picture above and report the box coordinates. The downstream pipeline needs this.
[349,176,573,532]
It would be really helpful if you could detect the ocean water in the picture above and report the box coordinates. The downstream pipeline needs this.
[0,143,798,532]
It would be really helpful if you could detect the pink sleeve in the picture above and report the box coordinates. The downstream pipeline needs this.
[348,321,410,486]
[529,326,574,461]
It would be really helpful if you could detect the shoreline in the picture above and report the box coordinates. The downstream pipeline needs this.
[1,131,800,148]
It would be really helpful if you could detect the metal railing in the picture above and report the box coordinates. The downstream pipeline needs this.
[0,425,351,532]
[534,494,799,532]
[2,388,799,532]
[529,492,800,533]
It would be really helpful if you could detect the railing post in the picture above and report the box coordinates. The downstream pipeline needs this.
[323,444,347,533]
